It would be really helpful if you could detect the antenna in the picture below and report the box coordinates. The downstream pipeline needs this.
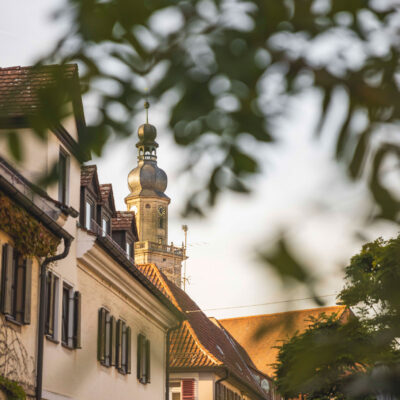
[182,225,189,291]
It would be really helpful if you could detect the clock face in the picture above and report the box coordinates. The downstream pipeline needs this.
[158,206,166,216]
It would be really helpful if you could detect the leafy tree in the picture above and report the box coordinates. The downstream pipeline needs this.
[274,235,400,398]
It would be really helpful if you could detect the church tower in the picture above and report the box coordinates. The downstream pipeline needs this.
[125,103,186,287]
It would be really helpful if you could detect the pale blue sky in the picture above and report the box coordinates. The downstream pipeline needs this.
[1,1,397,318]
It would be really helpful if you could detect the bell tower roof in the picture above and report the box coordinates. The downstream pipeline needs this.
[126,101,169,200]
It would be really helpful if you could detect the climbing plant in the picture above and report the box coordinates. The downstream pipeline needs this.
[0,191,60,257]
[0,376,26,400]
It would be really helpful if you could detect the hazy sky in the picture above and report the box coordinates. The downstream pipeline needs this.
[1,1,397,319]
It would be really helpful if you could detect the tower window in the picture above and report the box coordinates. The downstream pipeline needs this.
[159,217,164,229]
[145,204,151,209]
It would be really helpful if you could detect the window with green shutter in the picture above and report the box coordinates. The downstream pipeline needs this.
[99,310,131,374]
[1,244,32,325]
[137,333,151,384]
[61,284,81,349]
[45,271,59,340]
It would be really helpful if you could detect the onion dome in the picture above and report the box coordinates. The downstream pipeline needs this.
[127,117,169,199]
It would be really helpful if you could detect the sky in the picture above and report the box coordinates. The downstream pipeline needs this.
[1,1,398,319]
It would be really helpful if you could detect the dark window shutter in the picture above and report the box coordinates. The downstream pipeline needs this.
[45,272,55,335]
[22,258,32,324]
[126,326,131,374]
[182,379,195,400]
[74,291,81,348]
[97,308,106,362]
[145,339,151,383]
[116,319,123,369]
[1,244,13,315]
[137,333,144,380]
[110,316,116,366]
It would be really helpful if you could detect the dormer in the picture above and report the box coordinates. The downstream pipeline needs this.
[80,165,101,230]
[99,184,116,236]
[111,212,138,261]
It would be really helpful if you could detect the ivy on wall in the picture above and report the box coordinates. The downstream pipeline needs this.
[0,190,60,257]
[0,376,25,400]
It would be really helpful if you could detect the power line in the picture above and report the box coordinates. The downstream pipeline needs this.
[185,293,338,313]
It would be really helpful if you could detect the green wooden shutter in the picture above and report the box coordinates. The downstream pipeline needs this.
[1,244,13,315]
[110,316,116,366]
[47,272,54,334]
[145,339,151,383]
[137,333,144,380]
[126,326,131,374]
[23,258,32,324]
[97,308,106,362]
[74,291,82,348]
[116,319,123,369]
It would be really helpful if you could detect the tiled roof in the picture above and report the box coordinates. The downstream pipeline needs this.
[112,211,135,231]
[220,305,350,377]
[0,64,78,118]
[137,264,270,399]
[99,184,116,213]
[80,165,98,187]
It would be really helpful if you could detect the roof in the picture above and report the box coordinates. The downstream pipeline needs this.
[99,184,116,213]
[0,64,78,118]
[219,305,350,377]
[112,211,136,231]
[137,263,270,399]
[80,165,99,188]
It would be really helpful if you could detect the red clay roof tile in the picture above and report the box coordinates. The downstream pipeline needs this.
[137,263,270,399]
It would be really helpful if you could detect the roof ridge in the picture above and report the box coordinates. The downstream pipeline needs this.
[136,263,181,310]
[0,63,78,71]
[220,305,345,321]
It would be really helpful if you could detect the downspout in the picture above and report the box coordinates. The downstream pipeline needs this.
[166,321,183,400]
[215,368,229,400]
[36,237,72,400]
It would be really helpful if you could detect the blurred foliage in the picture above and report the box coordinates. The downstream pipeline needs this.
[2,2,400,385]
[18,0,397,220]
[274,235,400,398]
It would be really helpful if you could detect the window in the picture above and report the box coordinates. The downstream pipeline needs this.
[159,216,164,229]
[61,284,81,349]
[137,334,150,384]
[170,382,182,400]
[1,244,32,324]
[216,384,242,400]
[58,149,70,205]
[45,271,59,340]
[126,241,133,259]
[117,319,131,374]
[98,308,131,373]
[101,216,110,236]
[85,200,94,230]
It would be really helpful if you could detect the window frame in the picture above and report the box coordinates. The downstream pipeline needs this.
[45,271,60,341]
[58,147,70,205]
[1,245,31,325]
[84,199,94,230]
[137,333,151,384]
[61,283,81,349]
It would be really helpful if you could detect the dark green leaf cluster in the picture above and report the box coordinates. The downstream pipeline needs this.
[9,0,395,218]
[0,375,26,400]
[274,235,400,399]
